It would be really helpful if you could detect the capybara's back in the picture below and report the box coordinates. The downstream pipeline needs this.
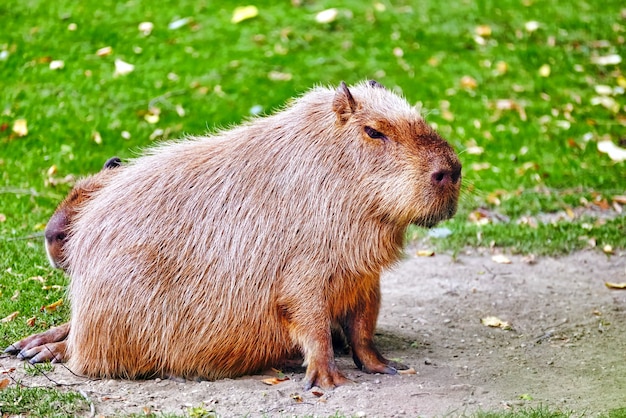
[65,81,461,388]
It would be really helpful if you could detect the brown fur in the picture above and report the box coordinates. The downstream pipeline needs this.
[64,81,461,389]
[5,158,122,362]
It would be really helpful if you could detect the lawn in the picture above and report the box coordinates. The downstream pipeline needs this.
[0,0,625,416]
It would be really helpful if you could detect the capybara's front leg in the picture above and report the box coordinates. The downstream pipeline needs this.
[343,284,408,374]
[4,322,69,363]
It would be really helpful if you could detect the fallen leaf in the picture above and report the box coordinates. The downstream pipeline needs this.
[114,59,134,77]
[591,96,620,113]
[290,393,303,403]
[475,25,492,37]
[460,75,478,90]
[232,6,258,24]
[605,282,626,290]
[144,112,159,124]
[525,21,540,32]
[603,244,614,254]
[12,119,28,137]
[312,390,324,397]
[11,290,19,301]
[492,254,512,264]
[612,195,626,205]
[416,250,435,257]
[597,140,626,162]
[1,312,19,323]
[0,214,6,222]
[168,17,191,30]
[26,316,36,327]
[398,367,417,375]
[96,46,113,57]
[49,60,64,70]
[268,71,292,81]
[481,316,511,329]
[0,378,10,390]
[29,276,45,283]
[538,64,551,77]
[591,54,622,66]
[138,21,154,36]
[315,8,338,24]
[43,299,63,312]
[93,131,102,144]
[261,376,290,385]
[471,162,491,171]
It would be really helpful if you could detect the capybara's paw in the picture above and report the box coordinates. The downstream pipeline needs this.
[353,351,408,375]
[4,323,69,357]
[17,341,67,364]
[302,366,350,390]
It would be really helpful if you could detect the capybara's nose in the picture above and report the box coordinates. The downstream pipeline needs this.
[430,162,462,187]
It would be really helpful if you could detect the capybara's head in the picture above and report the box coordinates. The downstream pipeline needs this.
[332,80,461,228]
[44,157,122,269]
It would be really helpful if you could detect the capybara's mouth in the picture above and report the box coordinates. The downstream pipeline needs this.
[411,197,459,228]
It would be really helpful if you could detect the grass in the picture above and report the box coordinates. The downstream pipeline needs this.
[0,0,624,415]
[0,385,88,417]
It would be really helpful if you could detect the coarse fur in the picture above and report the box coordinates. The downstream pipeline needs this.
[4,157,123,363]
[63,81,461,389]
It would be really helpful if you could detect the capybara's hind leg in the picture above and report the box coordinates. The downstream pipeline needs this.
[343,282,408,374]
[4,323,69,363]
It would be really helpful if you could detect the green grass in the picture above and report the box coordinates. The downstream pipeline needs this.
[0,0,624,415]
[0,385,88,417]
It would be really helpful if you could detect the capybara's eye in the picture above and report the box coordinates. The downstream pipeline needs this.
[55,232,67,242]
[364,126,387,140]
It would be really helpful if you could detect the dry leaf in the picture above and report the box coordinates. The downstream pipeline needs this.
[144,113,159,124]
[492,254,512,264]
[597,140,626,162]
[29,275,46,283]
[612,195,626,205]
[0,378,10,390]
[315,8,338,24]
[26,316,36,327]
[475,25,492,37]
[93,131,102,144]
[11,290,19,301]
[0,214,6,222]
[232,6,258,24]
[460,75,478,90]
[398,367,417,375]
[1,312,19,323]
[416,250,435,257]
[114,59,135,77]
[290,393,303,403]
[605,282,626,290]
[591,54,622,66]
[481,316,511,329]
[12,119,28,137]
[49,60,64,70]
[268,71,292,81]
[603,244,614,254]
[538,64,551,77]
[524,21,540,32]
[261,376,290,385]
[471,162,491,171]
[168,17,191,30]
[138,22,154,36]
[96,46,113,57]
[43,299,63,312]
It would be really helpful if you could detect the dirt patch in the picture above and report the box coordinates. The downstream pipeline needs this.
[2,250,625,417]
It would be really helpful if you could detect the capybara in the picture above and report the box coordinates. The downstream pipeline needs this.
[50,81,460,389]
[4,157,122,363]
[44,156,122,269]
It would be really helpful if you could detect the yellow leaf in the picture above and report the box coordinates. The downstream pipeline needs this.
[49,60,64,70]
[231,6,258,24]
[605,282,626,290]
[44,299,63,312]
[598,140,626,162]
[12,119,28,137]
[398,367,417,375]
[460,75,478,89]
[538,64,551,77]
[0,378,10,390]
[475,25,492,37]
[315,8,338,24]
[416,249,435,257]
[481,316,511,329]
[1,311,19,323]
[114,59,134,77]
[261,376,290,385]
[96,46,113,57]
[491,254,512,264]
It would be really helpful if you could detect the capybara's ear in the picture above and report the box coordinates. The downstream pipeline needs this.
[103,157,122,170]
[367,80,385,89]
[332,81,357,124]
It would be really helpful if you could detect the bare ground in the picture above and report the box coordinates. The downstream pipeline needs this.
[1,249,625,417]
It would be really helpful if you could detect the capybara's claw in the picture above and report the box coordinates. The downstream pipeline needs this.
[17,341,67,364]
[303,367,350,390]
[4,344,21,355]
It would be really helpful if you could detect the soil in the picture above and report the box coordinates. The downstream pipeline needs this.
[1,249,625,417]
